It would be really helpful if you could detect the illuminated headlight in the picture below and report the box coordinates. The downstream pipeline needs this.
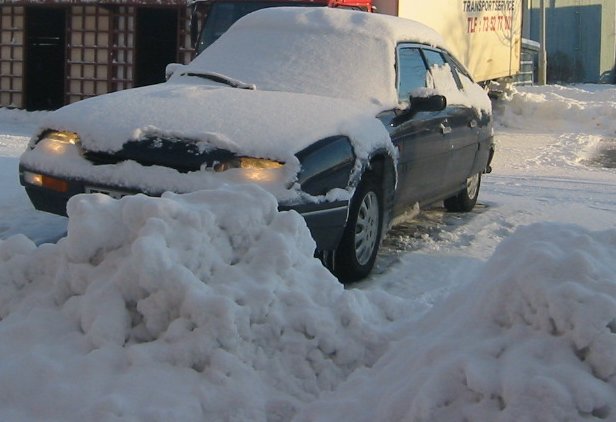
[214,157,284,182]
[214,157,283,171]
[41,131,80,145]
[33,131,80,155]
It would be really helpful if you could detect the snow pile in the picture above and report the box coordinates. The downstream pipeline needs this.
[0,185,404,421]
[494,84,616,168]
[298,223,616,421]
[496,84,616,136]
[0,107,45,126]
[0,108,47,148]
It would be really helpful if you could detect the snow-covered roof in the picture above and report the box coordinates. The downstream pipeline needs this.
[184,7,447,108]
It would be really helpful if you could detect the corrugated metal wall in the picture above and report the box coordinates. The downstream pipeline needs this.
[527,0,616,83]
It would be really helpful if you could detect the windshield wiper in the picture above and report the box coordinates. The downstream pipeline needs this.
[183,71,256,90]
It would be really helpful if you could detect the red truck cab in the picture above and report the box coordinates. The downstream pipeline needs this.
[191,0,373,54]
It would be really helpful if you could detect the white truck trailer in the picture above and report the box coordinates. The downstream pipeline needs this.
[374,0,523,82]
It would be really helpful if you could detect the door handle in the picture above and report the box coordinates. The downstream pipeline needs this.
[440,122,452,134]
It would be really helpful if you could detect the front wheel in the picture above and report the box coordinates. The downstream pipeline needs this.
[333,176,383,283]
[444,172,481,212]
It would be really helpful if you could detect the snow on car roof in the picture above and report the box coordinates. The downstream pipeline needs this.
[184,7,447,108]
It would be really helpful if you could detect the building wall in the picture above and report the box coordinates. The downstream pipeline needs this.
[525,0,616,83]
[0,2,192,110]
[0,6,24,107]
[68,5,113,103]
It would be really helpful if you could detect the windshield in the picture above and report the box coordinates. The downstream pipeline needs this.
[184,8,399,107]
[197,1,323,53]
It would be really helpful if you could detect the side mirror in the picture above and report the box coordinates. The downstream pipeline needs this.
[410,95,447,113]
[165,63,185,80]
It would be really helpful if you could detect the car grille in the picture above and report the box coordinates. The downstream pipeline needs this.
[81,151,126,166]
[80,137,236,173]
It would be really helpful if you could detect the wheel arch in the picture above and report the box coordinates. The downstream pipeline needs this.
[363,150,397,237]
[471,135,495,176]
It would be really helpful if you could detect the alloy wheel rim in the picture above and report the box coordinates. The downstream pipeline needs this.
[467,173,479,199]
[355,191,379,266]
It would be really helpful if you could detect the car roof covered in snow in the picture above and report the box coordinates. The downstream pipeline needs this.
[182,7,447,108]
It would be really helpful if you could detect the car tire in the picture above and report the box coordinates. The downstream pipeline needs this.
[334,174,383,283]
[444,172,481,212]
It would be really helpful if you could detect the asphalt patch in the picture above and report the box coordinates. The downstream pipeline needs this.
[590,145,616,168]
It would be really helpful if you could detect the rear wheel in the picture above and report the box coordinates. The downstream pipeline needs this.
[334,175,383,283]
[444,172,481,212]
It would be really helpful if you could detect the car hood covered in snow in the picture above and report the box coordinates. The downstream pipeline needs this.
[35,79,389,163]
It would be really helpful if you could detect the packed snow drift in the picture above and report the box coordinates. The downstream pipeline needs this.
[0,185,404,421]
[298,223,616,421]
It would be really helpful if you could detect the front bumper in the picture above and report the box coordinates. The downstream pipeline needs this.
[279,200,349,251]
[20,167,349,252]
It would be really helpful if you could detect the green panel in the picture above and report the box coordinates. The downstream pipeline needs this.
[529,1,615,83]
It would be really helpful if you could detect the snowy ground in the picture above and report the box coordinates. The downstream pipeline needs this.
[0,84,615,421]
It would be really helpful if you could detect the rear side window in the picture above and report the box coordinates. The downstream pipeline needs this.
[444,52,473,81]
[397,47,428,102]
[422,49,447,68]
[423,48,462,92]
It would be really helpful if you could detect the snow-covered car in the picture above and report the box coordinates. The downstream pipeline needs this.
[19,7,494,282]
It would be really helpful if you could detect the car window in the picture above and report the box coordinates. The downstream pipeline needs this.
[423,48,462,92]
[422,49,446,68]
[444,53,479,94]
[424,49,464,90]
[199,1,323,51]
[423,48,447,67]
[444,52,472,81]
[397,47,428,102]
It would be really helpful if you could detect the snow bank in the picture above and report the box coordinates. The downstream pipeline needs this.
[4,187,615,421]
[0,107,46,126]
[298,223,616,421]
[494,84,616,169]
[0,185,404,421]
[0,107,47,143]
[496,84,616,137]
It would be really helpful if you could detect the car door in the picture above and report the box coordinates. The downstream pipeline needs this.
[423,49,481,191]
[379,44,452,215]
